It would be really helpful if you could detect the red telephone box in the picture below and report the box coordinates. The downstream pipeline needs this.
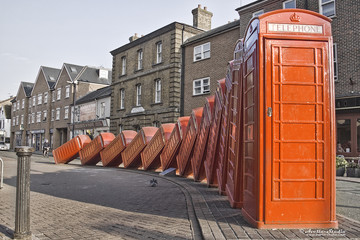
[79,132,115,165]
[177,107,203,177]
[160,116,190,171]
[121,127,158,169]
[100,130,137,167]
[241,9,337,229]
[191,96,215,182]
[204,79,225,186]
[216,62,234,194]
[141,123,175,171]
[226,39,244,208]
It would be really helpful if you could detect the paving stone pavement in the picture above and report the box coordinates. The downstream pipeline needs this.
[0,151,359,239]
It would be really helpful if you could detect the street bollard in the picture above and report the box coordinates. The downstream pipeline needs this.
[14,146,34,240]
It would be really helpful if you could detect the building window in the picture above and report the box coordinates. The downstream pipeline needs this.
[120,89,125,109]
[156,42,162,63]
[100,102,106,118]
[153,121,160,128]
[56,108,60,120]
[38,93,42,105]
[320,0,335,17]
[32,96,36,106]
[13,103,16,112]
[28,114,31,125]
[121,56,126,75]
[57,88,61,101]
[64,106,69,119]
[21,115,24,125]
[337,119,351,153]
[51,109,55,121]
[333,43,338,81]
[16,116,19,125]
[22,99,25,109]
[155,79,161,103]
[193,77,210,96]
[136,84,141,106]
[65,85,70,98]
[52,91,56,102]
[12,117,15,126]
[194,42,210,61]
[43,110,47,121]
[253,9,264,17]
[36,112,41,123]
[17,101,20,110]
[283,0,296,8]
[44,92,48,103]
[137,49,143,70]
[29,99,31,108]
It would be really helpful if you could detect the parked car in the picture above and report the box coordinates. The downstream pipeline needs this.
[0,143,9,151]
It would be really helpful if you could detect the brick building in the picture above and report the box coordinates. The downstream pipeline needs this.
[10,64,111,151]
[182,20,240,115]
[236,0,359,157]
[109,6,209,133]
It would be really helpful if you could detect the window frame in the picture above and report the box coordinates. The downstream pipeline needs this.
[65,85,70,98]
[36,111,41,123]
[155,79,161,103]
[121,56,126,76]
[136,84,142,106]
[43,110,47,121]
[56,108,60,120]
[193,77,210,96]
[333,43,338,81]
[57,88,61,101]
[51,109,55,121]
[156,42,162,64]
[64,106,69,119]
[22,99,25,109]
[44,92,48,103]
[283,0,296,9]
[137,49,143,70]
[120,88,125,109]
[38,93,42,105]
[193,42,211,62]
[100,102,106,118]
[252,9,264,17]
[319,0,336,18]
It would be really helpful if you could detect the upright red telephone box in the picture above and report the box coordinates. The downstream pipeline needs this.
[241,9,337,228]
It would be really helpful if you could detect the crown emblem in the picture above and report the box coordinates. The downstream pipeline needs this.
[290,13,300,22]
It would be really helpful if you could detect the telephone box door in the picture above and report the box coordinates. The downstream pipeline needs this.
[264,39,331,223]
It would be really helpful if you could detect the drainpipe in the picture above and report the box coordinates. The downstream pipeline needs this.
[180,25,185,116]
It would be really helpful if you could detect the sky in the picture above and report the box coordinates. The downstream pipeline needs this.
[0,0,255,100]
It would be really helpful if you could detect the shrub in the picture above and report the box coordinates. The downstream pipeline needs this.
[336,156,348,168]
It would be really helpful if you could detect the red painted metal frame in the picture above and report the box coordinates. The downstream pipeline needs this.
[53,135,91,164]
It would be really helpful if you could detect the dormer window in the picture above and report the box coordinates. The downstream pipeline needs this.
[49,76,55,81]
[70,66,77,73]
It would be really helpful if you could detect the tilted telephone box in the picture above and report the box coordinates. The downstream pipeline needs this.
[141,123,175,171]
[79,132,115,165]
[225,39,244,209]
[191,96,215,182]
[122,127,158,169]
[100,130,137,167]
[53,135,91,164]
[177,107,203,178]
[160,116,190,171]
[240,9,337,229]
[216,61,234,194]
[204,79,225,186]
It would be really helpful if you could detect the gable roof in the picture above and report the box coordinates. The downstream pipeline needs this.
[77,66,112,85]
[75,86,111,105]
[41,66,61,89]
[64,63,84,82]
[183,19,240,46]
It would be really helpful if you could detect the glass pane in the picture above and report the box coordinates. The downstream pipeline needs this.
[322,2,335,17]
[203,43,210,51]
[336,119,351,153]
[194,81,201,87]
[204,51,210,59]
[194,87,201,94]
[194,46,201,54]
[203,78,209,84]
[284,0,296,8]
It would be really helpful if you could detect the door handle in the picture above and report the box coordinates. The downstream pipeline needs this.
[267,107,272,117]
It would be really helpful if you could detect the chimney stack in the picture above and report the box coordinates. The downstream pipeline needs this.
[129,33,139,42]
[192,5,213,31]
